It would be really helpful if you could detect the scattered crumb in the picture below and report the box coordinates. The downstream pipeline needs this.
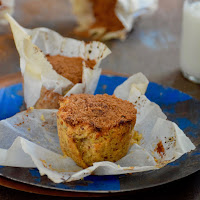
[123,167,134,171]
[40,159,47,168]
[27,128,31,131]
[40,114,45,121]
[130,131,143,145]
[14,121,24,127]
[26,107,34,113]
[117,164,120,168]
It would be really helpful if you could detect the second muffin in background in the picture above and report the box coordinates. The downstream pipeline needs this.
[5,14,111,109]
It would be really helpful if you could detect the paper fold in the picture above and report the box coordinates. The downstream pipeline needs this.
[5,14,111,108]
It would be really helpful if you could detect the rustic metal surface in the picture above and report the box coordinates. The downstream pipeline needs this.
[0,0,200,199]
[0,75,200,195]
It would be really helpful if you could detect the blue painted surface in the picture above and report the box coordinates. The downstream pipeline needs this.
[95,75,127,95]
[0,83,23,120]
[48,175,120,191]
[0,75,198,191]
[29,169,41,183]
[168,154,188,166]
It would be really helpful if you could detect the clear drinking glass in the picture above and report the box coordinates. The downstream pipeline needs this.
[180,0,200,83]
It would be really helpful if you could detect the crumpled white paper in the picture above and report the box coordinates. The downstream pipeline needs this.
[0,73,195,183]
[5,14,111,108]
[71,0,158,40]
[0,0,14,25]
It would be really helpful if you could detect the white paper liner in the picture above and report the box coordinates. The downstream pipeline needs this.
[5,14,111,108]
[0,73,195,183]
[71,0,158,40]
[0,0,14,25]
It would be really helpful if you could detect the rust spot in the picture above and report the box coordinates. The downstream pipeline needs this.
[155,141,165,158]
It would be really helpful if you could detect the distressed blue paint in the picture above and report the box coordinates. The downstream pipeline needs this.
[191,152,200,156]
[0,83,23,120]
[146,82,192,105]
[95,75,192,105]
[175,118,197,130]
[49,175,120,191]
[29,169,41,183]
[95,75,127,95]
[78,175,120,191]
[0,166,4,169]
[171,118,199,138]
[168,154,187,166]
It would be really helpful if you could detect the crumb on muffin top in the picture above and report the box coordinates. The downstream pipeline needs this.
[58,94,137,131]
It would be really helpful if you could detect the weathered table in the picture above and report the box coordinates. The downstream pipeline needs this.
[0,0,199,199]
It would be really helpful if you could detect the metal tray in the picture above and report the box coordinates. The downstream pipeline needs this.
[0,75,199,193]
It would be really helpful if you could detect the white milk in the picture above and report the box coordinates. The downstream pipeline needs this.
[180,1,200,82]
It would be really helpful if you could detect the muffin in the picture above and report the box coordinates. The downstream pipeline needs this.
[5,14,111,109]
[34,55,97,109]
[71,0,125,40]
[57,94,137,168]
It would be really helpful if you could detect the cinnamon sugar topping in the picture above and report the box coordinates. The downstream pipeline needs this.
[46,55,96,84]
[58,94,137,131]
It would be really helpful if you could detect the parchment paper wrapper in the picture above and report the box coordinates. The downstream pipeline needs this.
[5,14,111,108]
[71,0,158,40]
[0,73,195,183]
[0,0,14,25]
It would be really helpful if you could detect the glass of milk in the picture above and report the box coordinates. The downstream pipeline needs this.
[180,0,200,83]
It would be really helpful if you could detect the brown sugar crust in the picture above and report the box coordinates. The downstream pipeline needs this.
[90,0,124,32]
[46,55,96,85]
[58,94,137,132]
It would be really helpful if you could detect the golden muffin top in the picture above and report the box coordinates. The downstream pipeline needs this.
[58,94,137,131]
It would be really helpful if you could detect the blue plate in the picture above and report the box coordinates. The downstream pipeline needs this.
[0,75,199,193]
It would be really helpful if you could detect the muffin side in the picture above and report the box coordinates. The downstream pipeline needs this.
[57,94,137,168]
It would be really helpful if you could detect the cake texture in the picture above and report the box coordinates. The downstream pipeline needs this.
[35,55,96,109]
[57,94,137,168]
